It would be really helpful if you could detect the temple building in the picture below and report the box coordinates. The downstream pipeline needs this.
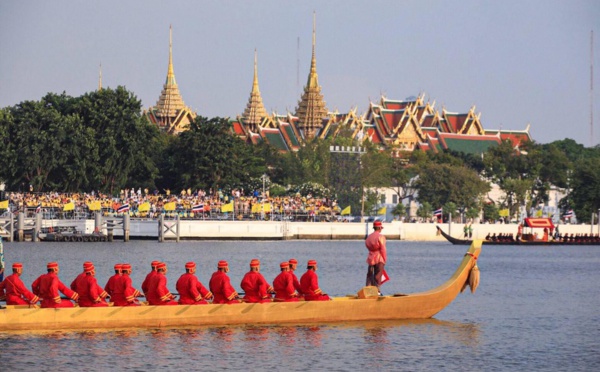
[145,26,196,134]
[239,50,269,133]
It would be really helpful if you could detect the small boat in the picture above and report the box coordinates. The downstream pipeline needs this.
[37,226,108,242]
[0,241,482,331]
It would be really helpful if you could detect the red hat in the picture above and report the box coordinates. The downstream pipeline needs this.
[83,261,94,270]
[151,260,160,268]
[114,263,123,271]
[307,259,317,266]
[218,260,228,269]
[373,220,383,228]
[122,263,132,271]
[280,261,289,269]
[12,262,23,270]
[47,262,59,270]
[250,259,260,267]
[84,262,95,273]
[289,258,298,265]
[156,262,167,270]
[185,261,196,270]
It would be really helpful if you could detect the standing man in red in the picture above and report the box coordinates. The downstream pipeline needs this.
[300,260,330,301]
[209,260,240,304]
[0,263,39,305]
[273,261,299,302]
[365,220,387,294]
[119,263,142,306]
[176,261,213,305]
[240,259,273,303]
[70,262,109,307]
[288,258,302,296]
[32,262,79,308]
[142,260,160,297]
[146,262,178,305]
[104,263,123,301]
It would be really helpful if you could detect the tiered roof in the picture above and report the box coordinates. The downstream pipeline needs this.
[241,50,268,132]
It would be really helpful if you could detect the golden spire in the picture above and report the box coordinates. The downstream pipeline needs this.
[98,63,102,91]
[295,12,328,140]
[242,49,268,131]
[166,24,176,86]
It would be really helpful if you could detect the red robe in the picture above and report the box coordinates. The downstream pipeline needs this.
[290,271,302,294]
[273,271,298,302]
[70,273,108,307]
[121,274,142,306]
[146,273,177,305]
[300,270,330,301]
[209,271,238,304]
[176,273,212,305]
[240,271,272,303]
[32,272,79,308]
[0,273,39,305]
[141,270,157,296]
[104,274,122,300]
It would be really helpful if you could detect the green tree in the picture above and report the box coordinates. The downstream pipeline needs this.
[569,158,600,223]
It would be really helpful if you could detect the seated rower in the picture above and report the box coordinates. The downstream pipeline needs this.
[141,260,160,297]
[0,263,40,306]
[70,262,109,307]
[104,263,123,301]
[240,259,273,303]
[273,261,299,302]
[146,262,178,305]
[32,262,79,308]
[209,260,240,304]
[300,260,330,301]
[176,261,213,305]
[118,263,142,306]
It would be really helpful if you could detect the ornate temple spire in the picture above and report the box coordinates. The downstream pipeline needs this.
[150,25,196,134]
[294,12,328,140]
[98,63,102,91]
[242,49,268,132]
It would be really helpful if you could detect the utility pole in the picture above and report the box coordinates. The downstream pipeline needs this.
[591,30,595,147]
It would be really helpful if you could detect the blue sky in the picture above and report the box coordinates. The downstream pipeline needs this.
[1,0,598,145]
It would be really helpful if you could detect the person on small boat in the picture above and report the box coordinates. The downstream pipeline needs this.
[32,262,79,308]
[119,263,142,306]
[240,259,273,303]
[0,263,39,306]
[146,262,178,305]
[104,263,123,300]
[485,233,491,241]
[176,261,213,305]
[141,260,160,297]
[209,260,240,304]
[365,220,387,293]
[70,262,109,307]
[288,258,303,296]
[300,260,330,301]
[273,261,299,302]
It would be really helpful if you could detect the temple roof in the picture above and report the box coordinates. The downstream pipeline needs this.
[241,50,268,131]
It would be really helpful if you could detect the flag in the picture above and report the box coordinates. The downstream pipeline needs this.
[499,209,510,217]
[377,206,387,215]
[35,203,42,214]
[251,204,260,213]
[63,202,75,211]
[535,209,543,217]
[117,203,130,213]
[221,202,233,213]
[0,200,8,209]
[87,201,102,211]
[138,202,150,212]
[563,210,574,219]
[433,208,443,217]
[263,203,272,213]
[341,205,351,216]
[191,203,204,212]
[380,269,390,285]
[163,202,176,211]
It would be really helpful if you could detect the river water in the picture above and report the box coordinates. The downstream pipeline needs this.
[1,240,599,371]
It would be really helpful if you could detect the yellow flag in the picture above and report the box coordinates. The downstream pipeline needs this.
[63,202,75,211]
[377,206,387,215]
[251,204,260,213]
[0,200,8,209]
[138,202,150,212]
[499,209,510,217]
[263,203,272,213]
[535,209,543,217]
[341,205,351,216]
[87,201,102,211]
[221,202,233,213]
[164,202,176,211]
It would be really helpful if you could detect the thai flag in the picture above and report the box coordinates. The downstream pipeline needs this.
[563,210,574,219]
[433,208,443,217]
[35,203,42,214]
[192,204,204,212]
[117,204,130,213]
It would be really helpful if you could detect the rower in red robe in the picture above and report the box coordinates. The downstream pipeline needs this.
[141,260,160,297]
[32,262,79,308]
[240,259,273,303]
[0,263,39,305]
[288,258,303,296]
[273,261,299,302]
[209,260,240,304]
[104,263,123,302]
[176,261,213,305]
[70,262,109,307]
[300,260,330,301]
[146,262,178,305]
[119,263,142,306]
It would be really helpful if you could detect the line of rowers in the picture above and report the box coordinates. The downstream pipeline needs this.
[0,258,331,308]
